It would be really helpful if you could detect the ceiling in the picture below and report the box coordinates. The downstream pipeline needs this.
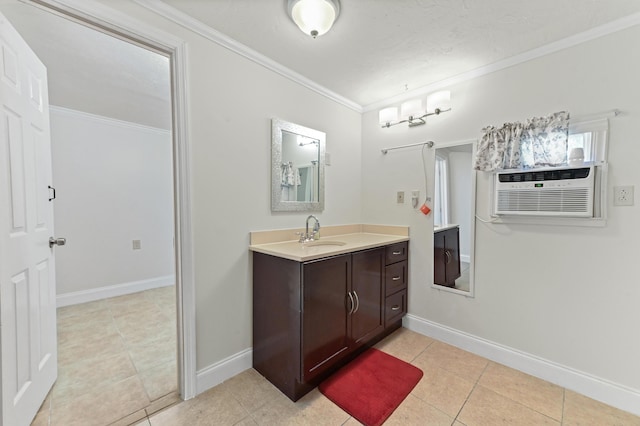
[160,0,640,108]
[0,1,172,129]
[1,0,640,128]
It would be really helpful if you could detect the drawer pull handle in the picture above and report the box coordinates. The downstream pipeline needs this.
[347,292,355,315]
[392,276,401,281]
[392,251,402,255]
[391,305,400,311]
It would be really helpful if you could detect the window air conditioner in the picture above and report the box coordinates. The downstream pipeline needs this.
[494,165,595,217]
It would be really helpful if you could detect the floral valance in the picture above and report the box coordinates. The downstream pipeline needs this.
[474,111,570,171]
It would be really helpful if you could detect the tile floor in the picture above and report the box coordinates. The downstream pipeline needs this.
[141,328,639,426]
[32,303,640,425]
[32,286,179,426]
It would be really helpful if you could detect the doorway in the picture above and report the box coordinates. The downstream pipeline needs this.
[1,0,194,423]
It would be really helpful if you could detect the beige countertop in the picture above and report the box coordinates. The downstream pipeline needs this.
[434,223,459,233]
[249,224,409,262]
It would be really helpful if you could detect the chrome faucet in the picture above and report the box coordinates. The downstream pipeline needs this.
[298,215,320,242]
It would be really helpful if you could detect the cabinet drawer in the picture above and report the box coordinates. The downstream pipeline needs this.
[385,242,408,265]
[385,290,407,326]
[385,261,407,296]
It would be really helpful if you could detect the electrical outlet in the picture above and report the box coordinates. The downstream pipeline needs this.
[614,186,634,206]
[132,239,142,250]
[396,191,405,204]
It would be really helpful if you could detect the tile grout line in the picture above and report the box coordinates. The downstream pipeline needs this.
[451,359,491,423]
[462,364,565,424]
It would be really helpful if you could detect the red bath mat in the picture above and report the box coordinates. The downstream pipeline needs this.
[318,348,423,426]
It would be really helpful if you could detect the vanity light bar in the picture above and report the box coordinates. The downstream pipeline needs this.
[380,90,452,128]
[380,107,451,128]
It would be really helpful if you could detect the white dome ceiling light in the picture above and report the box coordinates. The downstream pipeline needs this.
[287,0,340,39]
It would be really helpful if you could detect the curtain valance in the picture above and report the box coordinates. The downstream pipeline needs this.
[474,111,569,171]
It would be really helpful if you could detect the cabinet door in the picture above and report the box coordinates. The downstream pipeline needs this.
[351,248,384,347]
[434,231,446,285]
[444,228,461,283]
[301,254,351,382]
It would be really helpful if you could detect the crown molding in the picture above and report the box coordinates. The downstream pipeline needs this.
[49,105,171,135]
[363,12,640,112]
[133,0,362,113]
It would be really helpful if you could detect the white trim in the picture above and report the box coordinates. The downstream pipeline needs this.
[49,105,171,136]
[195,348,252,395]
[30,0,197,400]
[403,314,640,417]
[56,275,175,307]
[459,254,470,263]
[363,13,640,112]
[171,35,198,401]
[133,0,362,113]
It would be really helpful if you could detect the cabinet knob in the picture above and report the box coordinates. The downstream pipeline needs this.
[391,305,400,311]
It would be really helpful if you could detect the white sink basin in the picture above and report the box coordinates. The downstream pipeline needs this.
[303,240,346,247]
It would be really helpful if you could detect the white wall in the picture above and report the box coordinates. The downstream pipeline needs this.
[362,23,640,400]
[50,107,174,296]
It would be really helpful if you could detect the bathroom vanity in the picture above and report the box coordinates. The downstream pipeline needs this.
[250,225,409,401]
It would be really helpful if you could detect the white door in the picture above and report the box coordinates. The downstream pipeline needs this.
[0,11,57,426]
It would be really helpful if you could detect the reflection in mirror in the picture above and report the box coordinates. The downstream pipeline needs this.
[272,119,325,212]
[433,142,476,295]
[282,131,319,202]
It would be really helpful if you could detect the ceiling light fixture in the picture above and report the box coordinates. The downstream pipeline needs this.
[379,91,452,128]
[288,0,340,38]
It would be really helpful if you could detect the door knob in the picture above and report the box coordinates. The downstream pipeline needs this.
[49,237,67,248]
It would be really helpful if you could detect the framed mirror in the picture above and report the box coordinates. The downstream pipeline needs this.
[432,140,477,296]
[271,118,325,212]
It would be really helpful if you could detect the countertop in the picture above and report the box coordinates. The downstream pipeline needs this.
[434,223,459,233]
[249,224,409,262]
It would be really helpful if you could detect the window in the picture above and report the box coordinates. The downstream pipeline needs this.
[433,155,449,227]
[567,132,592,162]
[568,118,609,164]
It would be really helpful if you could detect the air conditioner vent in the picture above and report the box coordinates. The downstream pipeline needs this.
[494,166,595,217]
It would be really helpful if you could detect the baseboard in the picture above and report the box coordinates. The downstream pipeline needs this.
[403,314,640,416]
[195,348,252,395]
[56,275,175,307]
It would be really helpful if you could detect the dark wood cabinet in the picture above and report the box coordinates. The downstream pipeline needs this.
[301,253,352,382]
[384,243,408,326]
[350,248,385,347]
[253,242,408,401]
[434,226,461,287]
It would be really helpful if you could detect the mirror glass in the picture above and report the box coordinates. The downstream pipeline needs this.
[432,141,476,296]
[271,119,325,212]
